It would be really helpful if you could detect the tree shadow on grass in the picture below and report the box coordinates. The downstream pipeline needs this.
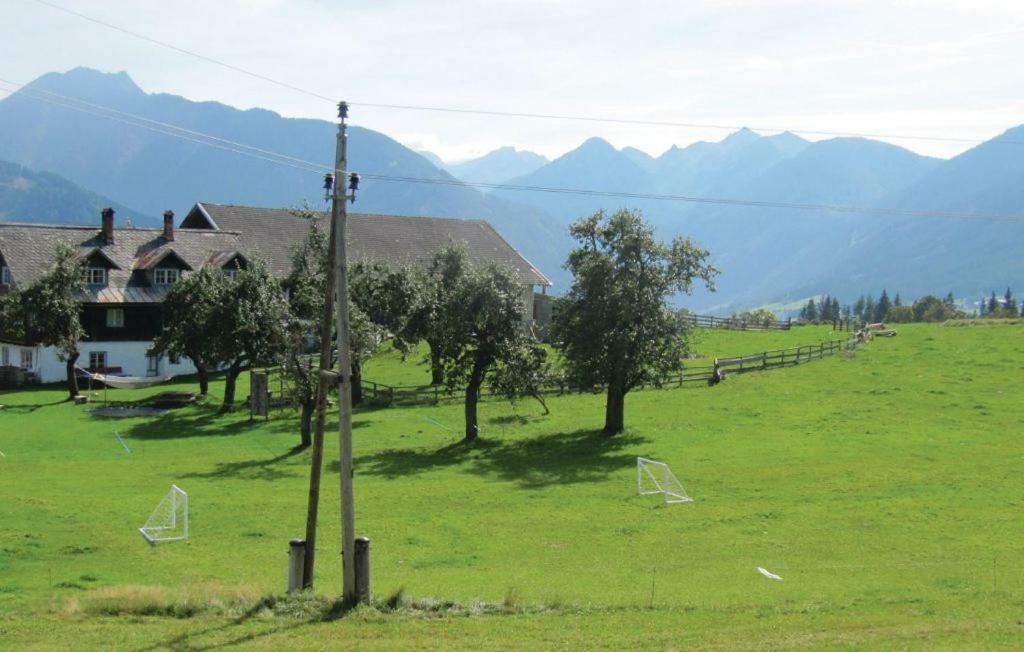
[180,444,308,482]
[359,429,648,489]
[121,406,258,440]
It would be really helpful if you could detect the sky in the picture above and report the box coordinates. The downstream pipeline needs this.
[3,0,1024,163]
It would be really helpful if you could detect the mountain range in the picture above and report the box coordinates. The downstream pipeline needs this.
[0,159,155,226]
[1,67,1021,312]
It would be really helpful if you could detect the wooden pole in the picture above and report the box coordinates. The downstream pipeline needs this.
[301,188,338,588]
[332,102,358,606]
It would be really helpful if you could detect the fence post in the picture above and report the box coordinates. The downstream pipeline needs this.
[287,538,306,594]
[354,536,371,603]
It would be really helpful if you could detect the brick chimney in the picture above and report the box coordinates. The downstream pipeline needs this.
[162,210,175,241]
[101,207,115,244]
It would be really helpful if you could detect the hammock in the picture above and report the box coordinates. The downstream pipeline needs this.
[77,368,176,390]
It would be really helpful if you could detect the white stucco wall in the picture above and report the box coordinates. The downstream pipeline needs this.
[33,341,197,384]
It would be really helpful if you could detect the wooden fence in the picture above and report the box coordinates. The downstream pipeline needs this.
[682,313,792,331]
[362,333,862,407]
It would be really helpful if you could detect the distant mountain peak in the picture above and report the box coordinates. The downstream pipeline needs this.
[721,127,761,145]
[27,67,143,98]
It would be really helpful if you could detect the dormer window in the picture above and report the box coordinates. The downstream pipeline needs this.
[154,268,181,285]
[1,265,11,286]
[83,267,107,286]
[223,268,238,281]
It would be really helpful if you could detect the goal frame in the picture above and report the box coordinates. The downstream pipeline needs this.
[637,457,693,504]
[139,484,189,544]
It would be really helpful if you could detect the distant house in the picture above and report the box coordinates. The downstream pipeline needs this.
[0,203,551,384]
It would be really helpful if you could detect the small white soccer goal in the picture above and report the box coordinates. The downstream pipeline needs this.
[637,457,692,504]
[139,485,189,544]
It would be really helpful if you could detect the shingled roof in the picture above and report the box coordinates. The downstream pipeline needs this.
[0,222,243,303]
[184,203,551,286]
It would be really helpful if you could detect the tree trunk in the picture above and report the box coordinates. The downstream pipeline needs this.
[299,400,314,448]
[196,363,210,396]
[429,343,444,385]
[463,355,488,442]
[603,380,626,435]
[222,363,241,411]
[65,352,80,399]
[351,359,363,405]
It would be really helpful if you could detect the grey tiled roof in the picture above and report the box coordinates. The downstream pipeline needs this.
[188,203,551,286]
[0,222,243,303]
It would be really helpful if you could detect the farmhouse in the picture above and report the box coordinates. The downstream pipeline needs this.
[0,203,551,384]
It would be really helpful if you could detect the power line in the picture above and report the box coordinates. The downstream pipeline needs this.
[3,78,1023,223]
[28,0,1024,148]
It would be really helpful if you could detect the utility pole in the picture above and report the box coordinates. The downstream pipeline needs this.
[332,101,358,606]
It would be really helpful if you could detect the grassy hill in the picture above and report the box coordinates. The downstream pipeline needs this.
[0,324,1021,648]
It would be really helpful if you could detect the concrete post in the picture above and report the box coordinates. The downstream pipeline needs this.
[354,536,371,603]
[288,538,306,594]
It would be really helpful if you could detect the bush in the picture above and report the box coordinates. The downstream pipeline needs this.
[885,305,915,323]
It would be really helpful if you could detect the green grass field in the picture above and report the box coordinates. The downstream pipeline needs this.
[1,324,1022,649]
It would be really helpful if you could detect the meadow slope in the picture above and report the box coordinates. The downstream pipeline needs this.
[0,324,1022,649]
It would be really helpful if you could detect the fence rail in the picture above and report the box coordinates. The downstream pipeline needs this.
[362,333,864,407]
[682,313,792,331]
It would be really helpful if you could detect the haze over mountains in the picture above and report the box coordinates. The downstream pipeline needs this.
[1,67,1021,312]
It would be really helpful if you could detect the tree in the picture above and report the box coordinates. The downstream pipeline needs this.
[427,242,545,441]
[214,259,289,411]
[943,292,956,309]
[403,243,473,386]
[552,209,717,435]
[17,243,85,398]
[153,267,228,396]
[886,305,914,322]
[800,298,818,323]
[1004,287,1018,317]
[988,291,999,315]
[875,289,891,323]
[854,296,866,321]
[893,293,902,307]
[349,260,420,402]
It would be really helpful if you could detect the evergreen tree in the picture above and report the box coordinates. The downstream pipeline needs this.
[1003,287,1017,317]
[988,291,999,315]
[854,296,865,321]
[875,289,891,322]
[863,294,875,323]
[893,293,902,307]
[944,292,956,309]
[979,295,987,316]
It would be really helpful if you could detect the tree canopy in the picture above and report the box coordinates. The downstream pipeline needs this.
[425,242,545,441]
[552,209,717,435]
[16,242,85,397]
[153,267,228,396]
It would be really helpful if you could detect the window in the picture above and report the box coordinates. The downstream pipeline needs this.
[106,308,125,328]
[154,268,180,285]
[83,267,107,285]
[1,265,11,286]
[223,268,238,281]
[1,346,9,366]
[146,353,160,376]
[89,351,107,370]
[20,349,34,370]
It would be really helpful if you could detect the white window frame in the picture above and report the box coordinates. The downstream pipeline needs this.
[146,353,161,376]
[1,265,11,286]
[89,351,107,370]
[223,268,238,281]
[153,268,181,286]
[83,267,107,285]
[1,346,9,366]
[106,308,125,328]
[20,349,34,370]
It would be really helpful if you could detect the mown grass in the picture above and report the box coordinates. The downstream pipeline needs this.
[1,323,1022,649]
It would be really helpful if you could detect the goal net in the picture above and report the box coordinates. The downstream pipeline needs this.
[140,485,189,544]
[637,457,692,504]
